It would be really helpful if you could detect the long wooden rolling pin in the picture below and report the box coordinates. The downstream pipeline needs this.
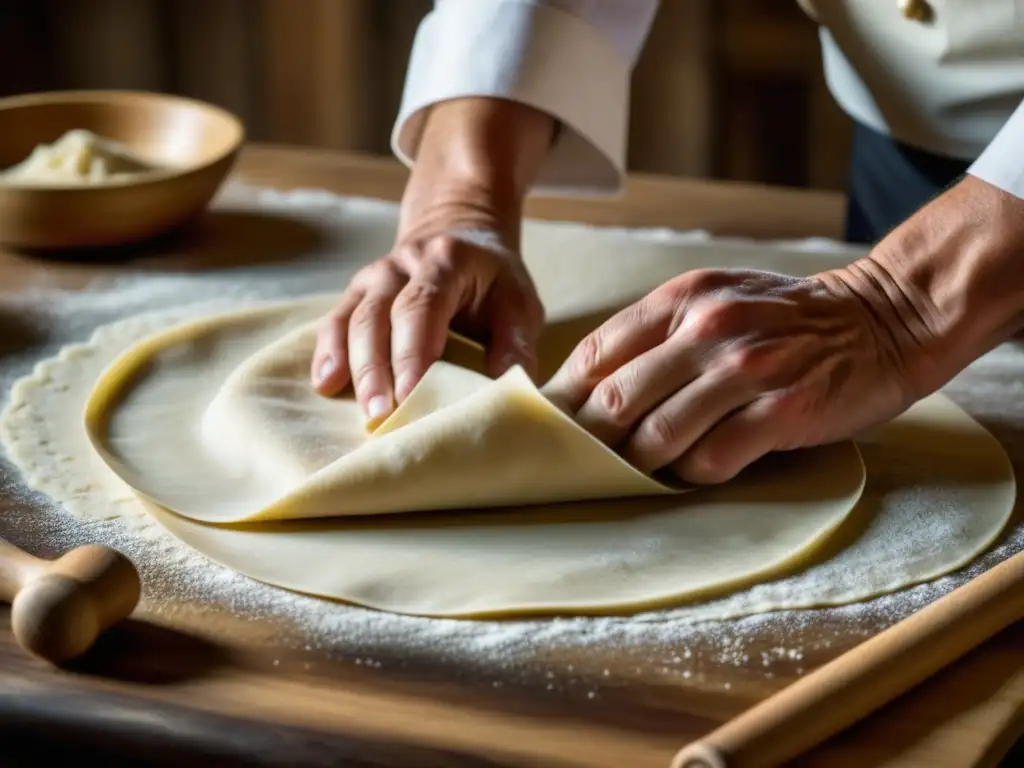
[671,548,1024,768]
[0,537,141,663]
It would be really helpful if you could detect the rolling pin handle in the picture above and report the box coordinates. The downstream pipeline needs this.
[668,550,1024,768]
[0,538,141,663]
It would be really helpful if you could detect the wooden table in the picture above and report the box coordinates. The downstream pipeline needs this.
[0,144,1021,768]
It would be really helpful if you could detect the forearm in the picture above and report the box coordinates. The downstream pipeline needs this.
[834,175,1024,395]
[398,97,556,251]
[393,0,658,197]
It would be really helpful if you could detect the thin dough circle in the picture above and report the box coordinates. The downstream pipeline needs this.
[78,295,868,616]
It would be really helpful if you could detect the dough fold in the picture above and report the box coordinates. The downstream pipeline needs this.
[85,296,688,525]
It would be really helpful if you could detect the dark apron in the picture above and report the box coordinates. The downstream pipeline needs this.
[844,121,973,245]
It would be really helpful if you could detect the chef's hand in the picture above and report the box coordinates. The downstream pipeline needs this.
[311,98,554,423]
[545,175,1024,484]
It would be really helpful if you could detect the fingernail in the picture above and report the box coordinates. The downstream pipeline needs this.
[316,357,336,385]
[367,394,392,422]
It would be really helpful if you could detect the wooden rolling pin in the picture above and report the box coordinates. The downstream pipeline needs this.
[671,549,1024,768]
[0,538,141,663]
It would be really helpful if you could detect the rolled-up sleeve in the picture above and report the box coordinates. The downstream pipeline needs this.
[968,98,1024,199]
[391,0,658,196]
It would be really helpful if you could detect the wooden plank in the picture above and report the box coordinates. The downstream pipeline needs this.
[168,0,258,133]
[46,0,168,91]
[629,0,715,178]
[371,0,432,157]
[0,0,54,97]
[258,0,374,150]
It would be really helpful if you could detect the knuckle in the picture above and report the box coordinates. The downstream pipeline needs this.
[350,360,387,389]
[390,348,422,370]
[756,391,801,434]
[393,279,446,316]
[672,268,719,297]
[362,259,403,287]
[574,332,605,377]
[593,379,631,426]
[427,235,465,272]
[677,448,737,485]
[638,410,678,451]
[760,391,791,418]
[350,298,388,329]
[682,301,744,343]
[352,262,381,286]
[719,344,764,379]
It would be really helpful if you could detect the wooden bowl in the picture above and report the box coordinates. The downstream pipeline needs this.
[0,90,244,251]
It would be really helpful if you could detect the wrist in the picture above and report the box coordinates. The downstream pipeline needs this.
[399,97,556,251]
[828,175,1024,395]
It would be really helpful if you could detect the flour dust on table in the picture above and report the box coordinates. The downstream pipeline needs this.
[0,183,1017,643]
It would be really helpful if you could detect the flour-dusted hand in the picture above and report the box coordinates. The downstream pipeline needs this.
[544,266,938,485]
[310,97,555,424]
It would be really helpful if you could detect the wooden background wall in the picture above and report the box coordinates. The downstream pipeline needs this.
[0,0,854,191]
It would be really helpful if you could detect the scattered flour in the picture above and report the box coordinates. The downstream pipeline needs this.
[0,184,1021,693]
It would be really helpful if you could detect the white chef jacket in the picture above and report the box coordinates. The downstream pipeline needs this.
[391,0,1024,200]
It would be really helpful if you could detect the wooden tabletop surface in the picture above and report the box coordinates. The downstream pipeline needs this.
[0,143,1021,768]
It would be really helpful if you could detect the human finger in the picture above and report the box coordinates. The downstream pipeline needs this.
[390,270,464,402]
[485,274,545,380]
[574,336,699,447]
[544,296,673,413]
[622,367,759,474]
[670,394,787,484]
[347,271,405,426]
[311,290,362,397]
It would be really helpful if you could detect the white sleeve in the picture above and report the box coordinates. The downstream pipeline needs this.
[391,0,659,197]
[968,98,1024,199]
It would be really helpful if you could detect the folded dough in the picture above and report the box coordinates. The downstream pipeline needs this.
[86,295,685,523]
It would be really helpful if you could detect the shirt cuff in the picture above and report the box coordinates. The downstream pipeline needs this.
[968,99,1024,199]
[391,0,631,197]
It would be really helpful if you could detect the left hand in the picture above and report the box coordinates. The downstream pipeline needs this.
[543,267,937,484]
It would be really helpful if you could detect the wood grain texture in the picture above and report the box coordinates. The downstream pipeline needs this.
[47,0,169,91]
[629,0,715,177]
[258,0,374,150]
[674,552,1024,767]
[0,146,1020,768]
[169,0,258,133]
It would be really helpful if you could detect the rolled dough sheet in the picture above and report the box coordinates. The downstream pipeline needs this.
[0,191,1014,618]
[71,294,868,615]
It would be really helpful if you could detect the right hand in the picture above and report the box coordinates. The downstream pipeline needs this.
[311,226,544,426]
